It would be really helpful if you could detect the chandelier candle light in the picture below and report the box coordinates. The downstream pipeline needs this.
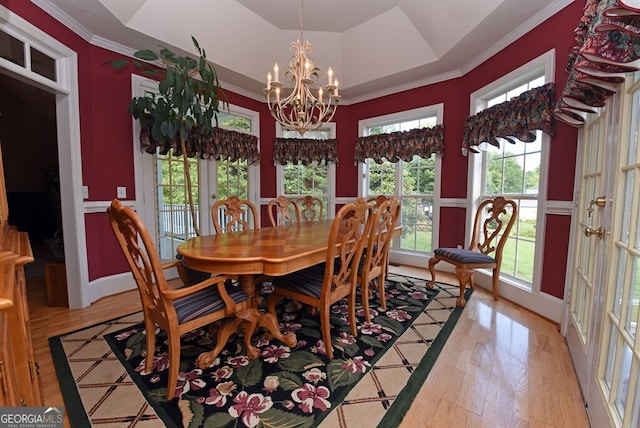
[264,0,340,135]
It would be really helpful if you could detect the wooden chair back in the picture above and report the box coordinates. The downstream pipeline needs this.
[297,195,324,222]
[367,194,391,207]
[359,197,401,321]
[470,197,517,259]
[427,196,517,306]
[212,196,258,233]
[267,195,301,226]
[322,197,372,301]
[107,199,173,316]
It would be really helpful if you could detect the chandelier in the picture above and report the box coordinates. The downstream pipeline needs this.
[264,0,340,135]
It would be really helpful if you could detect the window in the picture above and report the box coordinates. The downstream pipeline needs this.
[276,125,335,218]
[359,106,443,265]
[469,51,554,294]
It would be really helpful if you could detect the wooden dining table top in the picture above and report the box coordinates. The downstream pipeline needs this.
[177,220,339,276]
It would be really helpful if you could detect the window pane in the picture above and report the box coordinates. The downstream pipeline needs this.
[0,30,24,67]
[30,47,56,81]
[367,160,396,195]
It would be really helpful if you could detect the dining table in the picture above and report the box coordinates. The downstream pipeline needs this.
[177,219,340,368]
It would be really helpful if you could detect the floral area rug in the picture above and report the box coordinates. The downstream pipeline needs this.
[50,271,470,427]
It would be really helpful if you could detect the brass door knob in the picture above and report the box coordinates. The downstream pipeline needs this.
[584,226,605,240]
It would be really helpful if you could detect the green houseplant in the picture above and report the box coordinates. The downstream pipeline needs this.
[109,36,226,236]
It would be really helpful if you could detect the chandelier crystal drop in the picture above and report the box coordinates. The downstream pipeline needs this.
[264,0,340,135]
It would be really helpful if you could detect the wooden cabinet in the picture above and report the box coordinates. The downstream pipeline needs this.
[0,145,42,406]
[0,228,42,406]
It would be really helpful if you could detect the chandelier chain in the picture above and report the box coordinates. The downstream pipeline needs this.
[299,0,304,41]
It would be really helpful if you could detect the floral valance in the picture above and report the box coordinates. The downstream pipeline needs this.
[554,0,640,127]
[139,119,260,164]
[273,138,339,165]
[463,82,556,153]
[354,125,445,164]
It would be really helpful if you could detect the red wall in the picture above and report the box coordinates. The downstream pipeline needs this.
[4,0,583,296]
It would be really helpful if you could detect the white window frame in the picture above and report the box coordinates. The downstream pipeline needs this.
[357,104,444,267]
[466,49,561,317]
[274,123,337,218]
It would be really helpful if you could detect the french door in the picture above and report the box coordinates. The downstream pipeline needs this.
[565,100,612,425]
[133,75,259,259]
[565,73,640,427]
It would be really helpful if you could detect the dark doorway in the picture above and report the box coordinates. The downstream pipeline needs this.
[0,73,60,277]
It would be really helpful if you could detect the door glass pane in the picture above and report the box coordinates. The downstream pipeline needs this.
[604,323,617,390]
[614,250,627,317]
[218,113,252,200]
[155,151,199,259]
[624,258,639,335]
[614,341,632,419]
[621,171,634,245]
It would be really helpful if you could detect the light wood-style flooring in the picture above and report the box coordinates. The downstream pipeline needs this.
[26,266,590,427]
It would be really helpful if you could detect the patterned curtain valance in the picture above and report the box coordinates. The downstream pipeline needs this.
[554,0,640,127]
[463,82,556,154]
[273,138,339,165]
[354,125,445,164]
[139,118,260,164]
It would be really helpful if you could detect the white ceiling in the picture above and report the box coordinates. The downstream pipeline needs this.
[31,0,572,103]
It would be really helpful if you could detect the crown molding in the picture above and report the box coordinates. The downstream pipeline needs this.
[460,0,573,76]
[31,0,93,42]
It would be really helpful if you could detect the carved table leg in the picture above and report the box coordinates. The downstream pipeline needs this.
[237,274,297,349]
[197,317,245,368]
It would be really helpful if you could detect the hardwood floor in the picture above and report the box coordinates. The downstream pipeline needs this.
[26,266,590,427]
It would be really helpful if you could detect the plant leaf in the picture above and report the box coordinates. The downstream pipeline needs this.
[134,49,159,61]
[104,59,129,69]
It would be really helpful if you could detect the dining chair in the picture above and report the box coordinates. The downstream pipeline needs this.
[266,197,372,359]
[212,196,258,233]
[297,195,324,222]
[358,197,401,322]
[267,195,301,226]
[366,194,396,280]
[426,196,517,307]
[107,199,251,399]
